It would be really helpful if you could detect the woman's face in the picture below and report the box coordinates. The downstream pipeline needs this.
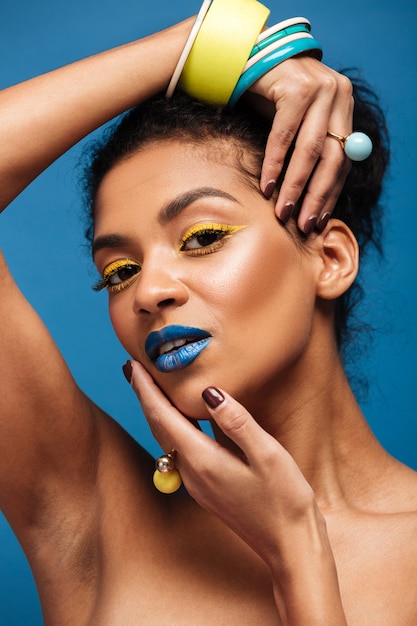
[93,141,319,419]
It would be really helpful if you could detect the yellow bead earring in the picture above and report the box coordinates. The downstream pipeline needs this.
[153,451,182,494]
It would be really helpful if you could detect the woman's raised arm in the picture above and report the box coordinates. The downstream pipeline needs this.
[0,18,193,211]
[0,18,195,563]
[0,10,354,228]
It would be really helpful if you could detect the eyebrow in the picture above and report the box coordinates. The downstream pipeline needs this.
[158,187,240,224]
[92,187,240,257]
[92,233,129,258]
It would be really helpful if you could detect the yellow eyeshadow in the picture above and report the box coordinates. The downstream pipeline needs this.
[180,223,247,244]
[103,258,140,278]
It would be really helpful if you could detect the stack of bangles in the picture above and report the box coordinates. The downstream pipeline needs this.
[165,0,372,162]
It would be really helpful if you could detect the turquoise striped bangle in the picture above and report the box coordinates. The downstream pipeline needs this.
[229,36,323,107]
[249,23,311,58]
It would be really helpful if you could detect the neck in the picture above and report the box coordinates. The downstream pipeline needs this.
[211,351,392,512]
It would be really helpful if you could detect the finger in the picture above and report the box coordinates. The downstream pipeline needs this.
[201,386,286,469]
[293,117,353,232]
[130,360,208,456]
[259,59,338,205]
[302,148,352,233]
[289,136,350,233]
[130,364,245,500]
[272,72,349,228]
[273,97,333,230]
[260,89,316,201]
[289,78,354,232]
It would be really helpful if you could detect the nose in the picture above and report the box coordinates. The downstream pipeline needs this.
[132,259,189,315]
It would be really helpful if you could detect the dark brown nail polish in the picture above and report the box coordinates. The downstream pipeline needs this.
[202,387,225,409]
[279,202,294,224]
[303,216,317,236]
[263,180,276,200]
[122,360,133,383]
[317,212,331,232]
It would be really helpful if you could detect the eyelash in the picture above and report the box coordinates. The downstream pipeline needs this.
[93,258,141,293]
[179,223,246,255]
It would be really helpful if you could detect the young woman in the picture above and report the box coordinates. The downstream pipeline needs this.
[1,4,416,625]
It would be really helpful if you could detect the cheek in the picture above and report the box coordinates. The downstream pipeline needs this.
[108,298,138,356]
[202,232,310,324]
[201,234,317,379]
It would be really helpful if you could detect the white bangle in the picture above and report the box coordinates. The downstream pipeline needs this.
[166,0,213,98]
[255,16,310,44]
[244,31,313,72]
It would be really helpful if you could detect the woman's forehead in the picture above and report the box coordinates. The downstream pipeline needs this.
[94,141,257,219]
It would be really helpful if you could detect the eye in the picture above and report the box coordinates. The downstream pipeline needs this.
[180,223,246,255]
[183,229,226,250]
[93,259,141,293]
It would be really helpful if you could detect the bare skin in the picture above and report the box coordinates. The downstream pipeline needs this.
[1,241,417,625]
[1,13,416,626]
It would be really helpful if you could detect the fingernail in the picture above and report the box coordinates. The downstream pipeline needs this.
[302,215,317,236]
[279,202,294,224]
[317,212,331,232]
[263,179,276,200]
[122,360,133,383]
[202,387,225,409]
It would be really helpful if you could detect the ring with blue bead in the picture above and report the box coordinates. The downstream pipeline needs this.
[327,131,373,161]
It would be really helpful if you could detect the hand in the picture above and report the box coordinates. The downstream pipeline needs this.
[249,56,353,234]
[130,361,323,567]
[129,361,346,622]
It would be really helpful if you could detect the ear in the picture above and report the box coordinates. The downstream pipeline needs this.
[314,219,359,300]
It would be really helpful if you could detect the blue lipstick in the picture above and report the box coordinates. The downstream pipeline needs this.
[145,325,212,373]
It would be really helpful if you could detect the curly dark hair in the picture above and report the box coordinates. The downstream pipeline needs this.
[81,77,389,366]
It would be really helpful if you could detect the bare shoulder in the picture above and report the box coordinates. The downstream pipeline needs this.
[382,455,417,512]
[326,456,417,624]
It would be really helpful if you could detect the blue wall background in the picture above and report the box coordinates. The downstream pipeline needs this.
[0,0,416,623]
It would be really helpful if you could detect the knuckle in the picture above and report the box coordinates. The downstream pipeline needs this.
[305,135,325,161]
[265,153,285,172]
[146,406,159,422]
[291,76,313,102]
[143,405,171,442]
[273,127,296,151]
[221,408,249,435]
[258,444,280,469]
[321,73,338,96]
[305,187,330,207]
[338,73,353,98]
[275,74,311,104]
[287,180,304,197]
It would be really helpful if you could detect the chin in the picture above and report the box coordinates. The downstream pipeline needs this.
[167,390,211,421]
[154,372,218,421]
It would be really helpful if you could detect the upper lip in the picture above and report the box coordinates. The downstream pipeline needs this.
[145,325,212,361]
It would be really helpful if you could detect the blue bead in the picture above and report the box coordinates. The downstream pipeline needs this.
[344,132,373,161]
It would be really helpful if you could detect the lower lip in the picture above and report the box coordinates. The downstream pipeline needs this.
[153,338,211,373]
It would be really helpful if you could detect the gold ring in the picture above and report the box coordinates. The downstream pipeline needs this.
[326,131,372,161]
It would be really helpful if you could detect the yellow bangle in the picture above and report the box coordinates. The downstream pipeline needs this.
[178,0,270,106]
